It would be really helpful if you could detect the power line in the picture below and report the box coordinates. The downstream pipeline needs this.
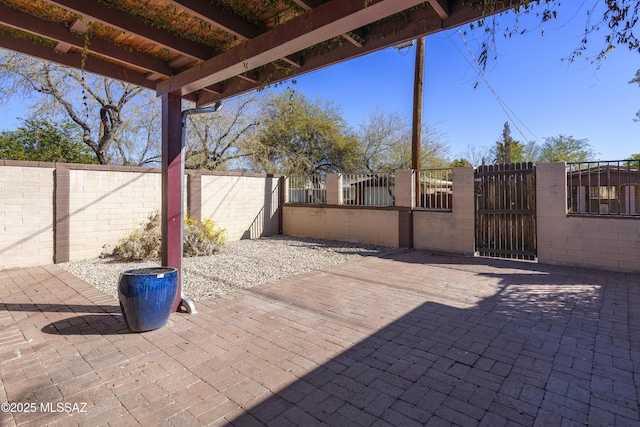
[448,29,544,145]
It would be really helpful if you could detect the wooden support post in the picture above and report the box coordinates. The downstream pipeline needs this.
[161,92,184,312]
[412,37,424,207]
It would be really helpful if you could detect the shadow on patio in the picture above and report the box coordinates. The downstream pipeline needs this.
[228,253,640,426]
[1,252,639,426]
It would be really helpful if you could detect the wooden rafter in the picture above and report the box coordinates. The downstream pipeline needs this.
[0,0,525,105]
[290,0,364,47]
[0,31,156,90]
[164,0,262,40]
[428,0,450,19]
[0,3,173,77]
[157,0,427,97]
[46,0,215,61]
[193,1,484,106]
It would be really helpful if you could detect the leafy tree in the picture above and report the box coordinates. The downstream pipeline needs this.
[0,118,97,163]
[537,135,596,162]
[0,50,146,165]
[622,153,640,166]
[356,109,451,172]
[245,90,359,175]
[493,122,525,164]
[450,158,473,167]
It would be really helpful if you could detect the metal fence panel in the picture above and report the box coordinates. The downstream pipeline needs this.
[567,160,640,216]
[418,169,453,210]
[288,175,326,204]
[341,173,395,207]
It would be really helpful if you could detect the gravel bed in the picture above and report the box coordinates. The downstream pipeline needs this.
[59,236,396,301]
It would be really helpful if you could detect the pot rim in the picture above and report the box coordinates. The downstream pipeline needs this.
[121,266,177,276]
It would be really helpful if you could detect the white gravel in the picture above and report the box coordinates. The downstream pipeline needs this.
[59,236,395,301]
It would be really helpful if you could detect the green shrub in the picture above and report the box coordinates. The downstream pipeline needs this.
[109,211,226,261]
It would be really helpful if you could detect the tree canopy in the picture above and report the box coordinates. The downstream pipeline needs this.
[0,51,146,165]
[0,118,97,164]
[538,135,596,163]
[245,90,360,175]
[493,122,525,164]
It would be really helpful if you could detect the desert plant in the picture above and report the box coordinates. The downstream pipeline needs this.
[183,216,227,257]
[109,211,226,261]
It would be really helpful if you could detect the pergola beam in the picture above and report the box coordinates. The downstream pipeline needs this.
[0,32,157,91]
[193,0,520,106]
[165,0,262,40]
[428,0,450,19]
[195,4,442,106]
[47,0,215,61]
[0,3,173,78]
[290,0,323,11]
[157,0,425,97]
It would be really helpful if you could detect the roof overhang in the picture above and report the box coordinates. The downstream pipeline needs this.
[0,0,525,106]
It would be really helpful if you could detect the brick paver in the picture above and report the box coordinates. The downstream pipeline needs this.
[0,251,639,426]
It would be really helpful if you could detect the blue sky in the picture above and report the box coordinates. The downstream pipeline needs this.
[287,2,640,161]
[0,2,638,161]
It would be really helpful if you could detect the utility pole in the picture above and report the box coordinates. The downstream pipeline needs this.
[411,37,424,206]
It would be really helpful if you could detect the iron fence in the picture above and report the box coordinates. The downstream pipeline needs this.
[288,175,326,204]
[417,168,453,211]
[341,173,395,206]
[567,160,640,216]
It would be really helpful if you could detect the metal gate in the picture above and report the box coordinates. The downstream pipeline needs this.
[475,163,536,260]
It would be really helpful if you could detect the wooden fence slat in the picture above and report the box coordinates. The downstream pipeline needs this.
[475,164,536,261]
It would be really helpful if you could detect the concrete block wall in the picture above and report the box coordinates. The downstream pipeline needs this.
[0,161,283,269]
[283,206,401,247]
[413,167,475,255]
[200,173,281,240]
[3,160,639,273]
[0,162,55,269]
[67,168,163,261]
[537,162,640,272]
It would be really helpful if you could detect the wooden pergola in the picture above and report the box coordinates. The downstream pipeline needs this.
[0,0,521,310]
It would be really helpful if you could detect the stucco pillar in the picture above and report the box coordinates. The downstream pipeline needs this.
[394,170,415,208]
[326,173,343,205]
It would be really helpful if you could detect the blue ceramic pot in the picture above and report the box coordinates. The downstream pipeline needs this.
[118,267,178,332]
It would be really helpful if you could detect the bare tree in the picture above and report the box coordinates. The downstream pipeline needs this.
[0,50,145,165]
[458,143,492,167]
[356,109,451,172]
[185,95,261,171]
[111,92,162,166]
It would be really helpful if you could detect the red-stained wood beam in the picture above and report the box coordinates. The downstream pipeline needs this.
[165,0,262,40]
[428,0,450,19]
[290,0,323,11]
[0,3,173,77]
[47,0,215,61]
[288,0,364,47]
[157,0,426,97]
[193,0,519,106]
[0,31,157,90]
[161,92,184,312]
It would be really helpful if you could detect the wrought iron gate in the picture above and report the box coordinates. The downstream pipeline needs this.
[475,163,537,260]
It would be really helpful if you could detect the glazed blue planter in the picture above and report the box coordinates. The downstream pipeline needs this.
[118,267,178,332]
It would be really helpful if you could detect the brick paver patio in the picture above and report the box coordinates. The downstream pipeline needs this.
[1,250,639,426]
